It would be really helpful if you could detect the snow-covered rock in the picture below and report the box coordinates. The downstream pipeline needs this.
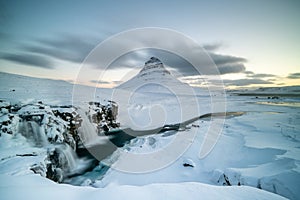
[0,100,116,183]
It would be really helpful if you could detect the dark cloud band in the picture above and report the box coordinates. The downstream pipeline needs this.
[1,53,54,69]
[287,72,300,79]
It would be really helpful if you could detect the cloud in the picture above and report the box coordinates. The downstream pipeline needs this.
[218,63,245,75]
[247,73,277,78]
[107,48,247,76]
[90,80,111,84]
[224,78,273,86]
[0,33,100,68]
[181,75,273,87]
[1,53,54,69]
[23,34,100,63]
[287,72,300,79]
[202,43,223,51]
[5,31,247,77]
[244,71,254,75]
[277,83,285,86]
[0,31,110,69]
[90,79,124,86]
[209,53,247,66]
[112,80,124,85]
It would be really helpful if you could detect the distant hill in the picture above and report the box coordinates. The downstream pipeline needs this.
[230,85,300,97]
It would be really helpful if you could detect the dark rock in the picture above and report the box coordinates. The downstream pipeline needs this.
[31,163,46,177]
[16,153,37,157]
[1,127,7,133]
[88,101,119,134]
[183,163,194,168]
[223,174,231,186]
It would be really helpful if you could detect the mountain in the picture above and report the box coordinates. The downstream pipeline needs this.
[113,57,200,130]
[116,57,190,94]
[230,85,300,97]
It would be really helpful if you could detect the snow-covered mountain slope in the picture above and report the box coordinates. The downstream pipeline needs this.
[113,57,209,130]
[0,72,112,105]
[0,72,74,105]
[117,57,190,93]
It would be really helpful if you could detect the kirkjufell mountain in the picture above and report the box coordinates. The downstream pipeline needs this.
[116,57,190,93]
[113,57,199,130]
[139,57,171,76]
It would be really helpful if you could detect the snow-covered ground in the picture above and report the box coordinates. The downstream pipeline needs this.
[98,95,299,197]
[0,71,299,199]
[0,174,287,200]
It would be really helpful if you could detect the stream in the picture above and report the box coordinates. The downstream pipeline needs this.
[64,111,245,186]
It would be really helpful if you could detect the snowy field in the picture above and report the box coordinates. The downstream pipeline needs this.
[0,72,299,200]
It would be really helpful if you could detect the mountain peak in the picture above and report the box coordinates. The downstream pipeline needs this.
[116,57,188,90]
[145,57,163,66]
[139,57,170,76]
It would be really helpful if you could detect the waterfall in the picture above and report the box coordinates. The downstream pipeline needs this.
[19,120,48,147]
[76,107,98,146]
[55,144,98,179]
[19,119,79,174]
[55,144,78,173]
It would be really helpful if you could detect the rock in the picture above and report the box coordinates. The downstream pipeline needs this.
[139,57,171,76]
[30,162,47,177]
[0,100,119,184]
[81,179,92,186]
[87,101,119,134]
[182,158,195,168]
[212,169,242,187]
[183,163,194,167]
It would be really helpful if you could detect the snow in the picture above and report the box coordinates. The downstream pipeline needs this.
[0,174,287,200]
[96,94,300,199]
[114,58,215,130]
[1,70,299,199]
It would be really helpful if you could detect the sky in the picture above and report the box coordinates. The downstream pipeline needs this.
[0,0,299,88]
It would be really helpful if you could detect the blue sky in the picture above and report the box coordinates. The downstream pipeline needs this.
[0,0,299,88]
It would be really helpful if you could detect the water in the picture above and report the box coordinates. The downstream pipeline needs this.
[76,107,98,145]
[19,120,48,147]
[56,144,78,172]
[18,117,98,183]
[256,101,300,108]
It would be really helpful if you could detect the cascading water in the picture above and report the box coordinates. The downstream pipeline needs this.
[76,107,98,146]
[19,120,48,147]
[54,144,78,173]
[18,116,96,182]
